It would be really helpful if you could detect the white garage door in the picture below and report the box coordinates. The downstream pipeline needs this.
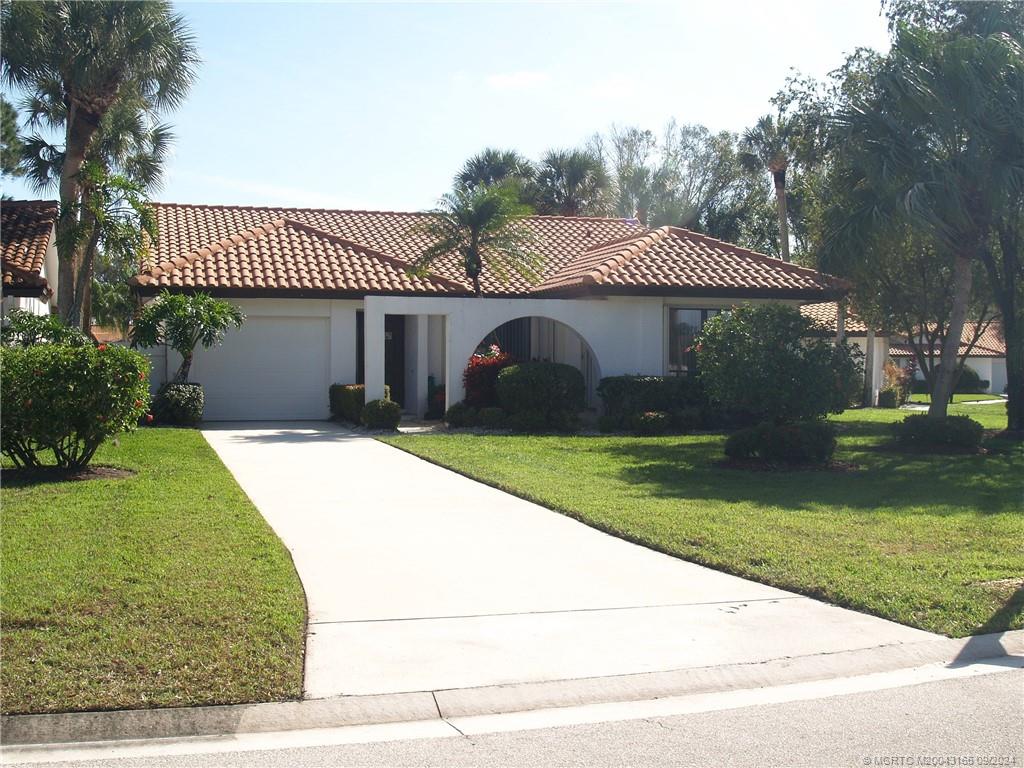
[192,316,331,420]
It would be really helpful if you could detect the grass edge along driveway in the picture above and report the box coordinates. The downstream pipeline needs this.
[1,428,307,716]
[383,404,1023,638]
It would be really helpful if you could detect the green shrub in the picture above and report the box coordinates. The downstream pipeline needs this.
[329,383,390,424]
[444,401,478,428]
[361,399,402,430]
[724,421,837,464]
[496,362,585,432]
[697,304,863,424]
[724,425,763,460]
[597,415,619,433]
[0,343,150,468]
[1,308,88,348]
[463,351,516,407]
[954,366,988,394]
[882,361,912,406]
[892,414,984,451]
[506,410,552,433]
[153,382,204,426]
[877,388,899,408]
[632,410,670,436]
[669,406,704,433]
[597,375,705,424]
[477,406,507,430]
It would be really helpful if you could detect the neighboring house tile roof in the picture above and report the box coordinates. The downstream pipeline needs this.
[134,203,845,299]
[800,301,871,334]
[133,218,468,296]
[1,200,57,295]
[534,226,845,297]
[889,322,1006,358]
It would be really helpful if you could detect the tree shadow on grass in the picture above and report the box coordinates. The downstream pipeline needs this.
[587,436,1020,515]
[952,584,1024,663]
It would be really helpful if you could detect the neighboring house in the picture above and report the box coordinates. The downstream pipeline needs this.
[1,200,59,316]
[123,202,847,420]
[800,301,888,405]
[889,322,1007,394]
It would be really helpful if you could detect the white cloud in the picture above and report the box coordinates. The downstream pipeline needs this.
[484,70,550,91]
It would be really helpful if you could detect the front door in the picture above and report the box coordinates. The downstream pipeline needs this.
[384,315,405,409]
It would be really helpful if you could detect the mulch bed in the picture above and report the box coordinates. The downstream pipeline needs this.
[2,465,135,487]
[716,458,861,473]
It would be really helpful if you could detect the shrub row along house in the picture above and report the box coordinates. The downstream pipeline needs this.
[4,199,864,420]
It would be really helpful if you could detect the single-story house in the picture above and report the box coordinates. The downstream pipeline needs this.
[2,199,853,420]
[1,200,59,316]
[800,301,889,405]
[889,322,1007,394]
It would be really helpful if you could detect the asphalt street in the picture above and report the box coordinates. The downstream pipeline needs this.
[21,665,1023,768]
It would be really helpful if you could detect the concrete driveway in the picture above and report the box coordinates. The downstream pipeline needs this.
[202,422,935,700]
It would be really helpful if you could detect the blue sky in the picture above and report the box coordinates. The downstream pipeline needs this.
[3,1,891,211]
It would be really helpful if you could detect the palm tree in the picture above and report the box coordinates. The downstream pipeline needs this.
[739,114,795,261]
[534,148,611,216]
[825,13,1024,423]
[2,0,198,328]
[415,184,541,297]
[1,96,23,179]
[456,148,535,190]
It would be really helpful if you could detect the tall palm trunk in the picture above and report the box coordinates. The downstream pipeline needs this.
[57,106,101,326]
[771,169,791,262]
[929,253,973,418]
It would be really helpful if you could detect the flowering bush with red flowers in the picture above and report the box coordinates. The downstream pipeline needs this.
[1,342,150,468]
[463,347,516,407]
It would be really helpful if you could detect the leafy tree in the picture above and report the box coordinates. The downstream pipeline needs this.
[132,291,245,382]
[456,148,535,191]
[825,4,1023,424]
[697,303,863,424]
[415,183,541,297]
[738,114,797,261]
[534,148,611,216]
[1,0,198,328]
[0,95,23,178]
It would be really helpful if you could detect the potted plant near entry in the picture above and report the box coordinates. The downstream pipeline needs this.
[132,290,244,425]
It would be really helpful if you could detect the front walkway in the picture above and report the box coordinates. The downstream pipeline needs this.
[202,423,935,700]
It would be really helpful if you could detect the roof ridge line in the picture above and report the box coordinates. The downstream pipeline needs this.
[1,199,59,208]
[133,219,285,285]
[581,226,673,286]
[281,218,471,293]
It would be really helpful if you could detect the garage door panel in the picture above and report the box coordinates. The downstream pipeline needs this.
[191,316,330,420]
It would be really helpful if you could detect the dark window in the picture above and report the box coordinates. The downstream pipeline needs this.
[668,308,719,375]
[480,317,531,360]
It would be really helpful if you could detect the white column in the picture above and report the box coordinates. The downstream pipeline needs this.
[413,315,428,416]
[363,298,386,402]
[329,301,357,385]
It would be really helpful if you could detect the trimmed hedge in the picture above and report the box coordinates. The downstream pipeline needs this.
[444,401,478,428]
[153,382,204,426]
[362,398,402,430]
[477,406,507,429]
[955,366,989,394]
[496,362,585,431]
[725,421,838,464]
[597,375,704,424]
[1,343,150,469]
[329,383,390,424]
[877,389,899,409]
[632,410,671,436]
[892,414,984,451]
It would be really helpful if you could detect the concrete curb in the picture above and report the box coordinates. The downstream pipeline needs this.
[3,630,1021,747]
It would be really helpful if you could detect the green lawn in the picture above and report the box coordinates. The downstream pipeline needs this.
[908,393,1005,404]
[383,407,1023,637]
[0,428,307,715]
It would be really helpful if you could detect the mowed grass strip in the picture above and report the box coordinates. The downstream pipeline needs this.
[907,393,1006,404]
[1,428,306,715]
[383,405,1023,637]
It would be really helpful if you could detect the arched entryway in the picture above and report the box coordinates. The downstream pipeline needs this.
[470,316,603,407]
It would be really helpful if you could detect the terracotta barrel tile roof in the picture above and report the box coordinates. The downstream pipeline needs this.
[800,301,871,334]
[890,322,1005,358]
[133,218,470,295]
[136,203,845,299]
[533,226,845,297]
[1,200,57,294]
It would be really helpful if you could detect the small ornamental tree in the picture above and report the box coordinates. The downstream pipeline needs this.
[1,342,150,468]
[132,290,244,382]
[463,344,516,407]
[696,303,863,424]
